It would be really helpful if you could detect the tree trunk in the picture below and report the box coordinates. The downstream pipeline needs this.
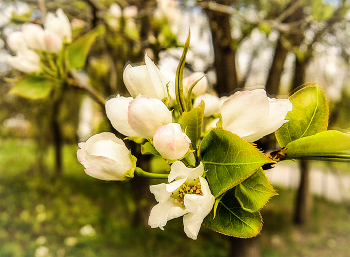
[228,236,261,257]
[293,159,312,224]
[204,0,238,96]
[265,37,289,96]
[52,100,63,177]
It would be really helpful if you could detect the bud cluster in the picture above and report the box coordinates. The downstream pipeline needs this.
[7,9,72,74]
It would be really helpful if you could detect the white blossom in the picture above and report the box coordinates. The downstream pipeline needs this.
[77,132,134,181]
[148,162,215,240]
[221,89,293,142]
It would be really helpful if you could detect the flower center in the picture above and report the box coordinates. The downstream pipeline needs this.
[171,178,203,206]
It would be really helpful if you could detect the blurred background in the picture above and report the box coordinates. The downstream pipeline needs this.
[1,0,350,256]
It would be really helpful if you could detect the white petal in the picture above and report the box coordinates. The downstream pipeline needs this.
[123,64,159,98]
[166,178,186,192]
[105,95,140,137]
[243,98,293,142]
[183,177,215,240]
[21,24,45,50]
[148,200,188,229]
[128,96,172,138]
[145,53,168,99]
[168,161,204,182]
[150,183,172,203]
[221,89,270,139]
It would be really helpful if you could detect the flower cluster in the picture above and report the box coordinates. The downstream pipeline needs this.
[7,9,71,73]
[77,52,292,239]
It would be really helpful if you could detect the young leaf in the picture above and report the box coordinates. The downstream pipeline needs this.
[175,30,190,114]
[275,84,329,147]
[204,189,262,238]
[180,101,205,150]
[235,168,277,213]
[9,75,55,99]
[285,130,350,161]
[66,25,105,69]
[200,128,273,197]
[10,10,32,25]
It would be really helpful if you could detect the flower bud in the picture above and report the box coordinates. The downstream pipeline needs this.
[21,24,45,51]
[7,31,26,52]
[43,31,63,53]
[77,132,134,181]
[153,123,191,160]
[194,93,221,117]
[7,49,41,73]
[183,72,208,96]
[123,53,168,100]
[105,95,139,137]
[45,9,72,43]
[128,95,172,138]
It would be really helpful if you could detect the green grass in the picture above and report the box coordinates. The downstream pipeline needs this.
[1,138,350,256]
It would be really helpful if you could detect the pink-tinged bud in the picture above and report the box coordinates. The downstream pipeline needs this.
[183,72,208,96]
[153,123,191,160]
[21,24,45,50]
[128,95,172,138]
[45,9,72,43]
[123,54,168,100]
[7,31,26,52]
[77,132,134,181]
[194,93,221,117]
[105,95,140,137]
[43,31,63,53]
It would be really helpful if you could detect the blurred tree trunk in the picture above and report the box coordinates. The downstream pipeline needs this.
[265,37,289,96]
[204,0,238,96]
[52,97,63,177]
[294,159,311,224]
[229,236,261,257]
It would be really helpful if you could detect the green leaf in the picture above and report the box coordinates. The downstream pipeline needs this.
[180,101,205,150]
[204,189,262,238]
[175,30,190,113]
[200,128,272,197]
[141,142,160,156]
[10,10,32,25]
[66,25,105,69]
[235,168,277,212]
[9,75,55,99]
[275,84,329,148]
[285,130,350,161]
[310,0,335,21]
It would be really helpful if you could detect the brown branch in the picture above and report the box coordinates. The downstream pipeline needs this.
[68,70,106,107]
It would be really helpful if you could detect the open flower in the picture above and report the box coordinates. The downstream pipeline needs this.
[148,161,215,240]
[128,95,172,138]
[221,89,293,142]
[123,54,168,100]
[153,123,191,160]
[77,132,135,181]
